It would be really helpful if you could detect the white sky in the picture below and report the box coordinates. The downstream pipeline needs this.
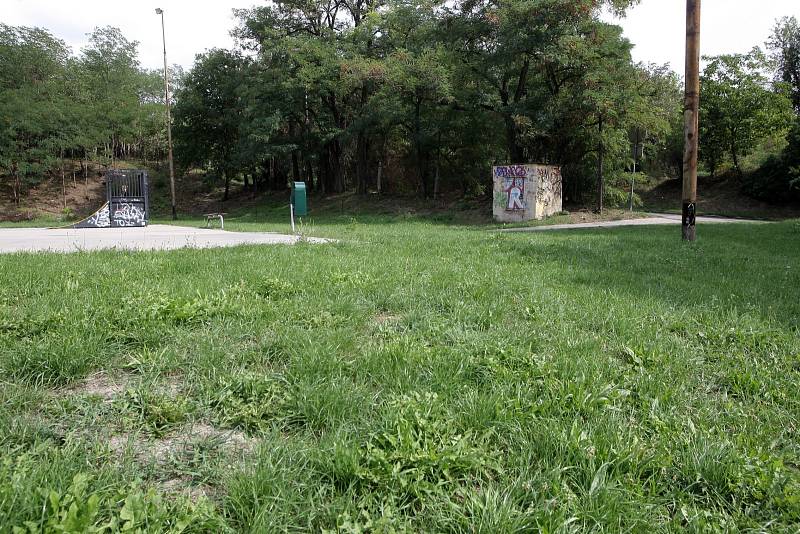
[603,1,800,75]
[1,0,255,71]
[2,1,800,72]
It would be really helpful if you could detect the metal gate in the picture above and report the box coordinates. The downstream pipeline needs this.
[108,169,149,227]
[73,169,149,228]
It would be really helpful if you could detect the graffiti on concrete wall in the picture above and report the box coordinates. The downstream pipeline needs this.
[492,163,562,222]
[494,166,528,211]
[503,177,526,211]
[535,166,562,209]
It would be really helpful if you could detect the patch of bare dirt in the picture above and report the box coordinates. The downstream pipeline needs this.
[62,372,132,401]
[108,422,256,463]
[564,208,648,224]
[159,477,213,502]
[107,421,256,501]
[60,372,186,402]
[640,174,800,220]
[0,164,107,219]
[374,312,400,324]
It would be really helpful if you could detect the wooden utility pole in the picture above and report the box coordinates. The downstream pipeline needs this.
[682,0,701,241]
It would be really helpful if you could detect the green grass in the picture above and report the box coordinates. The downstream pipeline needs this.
[1,205,800,532]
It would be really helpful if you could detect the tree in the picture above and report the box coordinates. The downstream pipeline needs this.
[700,49,794,175]
[172,49,246,200]
[79,27,142,167]
[156,0,685,207]
[768,16,800,114]
[0,24,71,201]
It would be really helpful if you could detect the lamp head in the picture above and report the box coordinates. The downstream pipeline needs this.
[155,8,163,14]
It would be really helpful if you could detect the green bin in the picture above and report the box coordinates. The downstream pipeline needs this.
[291,182,307,217]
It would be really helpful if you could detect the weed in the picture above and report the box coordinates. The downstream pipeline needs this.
[208,373,293,434]
[115,388,191,437]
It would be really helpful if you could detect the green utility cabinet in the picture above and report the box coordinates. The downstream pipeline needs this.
[291,182,307,217]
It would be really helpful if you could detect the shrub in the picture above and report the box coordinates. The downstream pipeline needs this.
[746,119,800,203]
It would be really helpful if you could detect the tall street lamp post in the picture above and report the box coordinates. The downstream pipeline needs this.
[156,8,177,220]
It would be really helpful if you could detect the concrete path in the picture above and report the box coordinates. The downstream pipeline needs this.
[0,224,328,254]
[499,213,764,232]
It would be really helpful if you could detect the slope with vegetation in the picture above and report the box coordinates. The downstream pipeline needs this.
[0,24,173,212]
[3,6,800,218]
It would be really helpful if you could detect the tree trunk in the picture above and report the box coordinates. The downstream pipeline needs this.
[61,149,67,209]
[414,94,429,197]
[597,116,604,213]
[330,141,344,193]
[504,114,524,163]
[223,170,230,201]
[356,131,369,195]
[12,164,19,205]
[304,158,314,194]
[376,160,383,195]
[433,162,440,201]
[291,151,301,183]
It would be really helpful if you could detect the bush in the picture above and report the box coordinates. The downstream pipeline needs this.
[746,119,800,203]
[603,172,644,209]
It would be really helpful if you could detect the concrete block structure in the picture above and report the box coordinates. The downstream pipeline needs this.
[492,164,563,223]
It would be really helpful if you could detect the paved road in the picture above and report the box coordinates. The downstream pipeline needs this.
[499,213,765,232]
[0,224,328,254]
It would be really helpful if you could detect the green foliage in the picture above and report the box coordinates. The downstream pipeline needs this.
[115,389,191,437]
[209,373,292,434]
[700,48,794,175]
[255,277,295,299]
[748,117,800,202]
[2,215,800,529]
[603,172,642,209]
[768,16,800,113]
[1,445,224,532]
[355,392,500,507]
[13,474,102,533]
[172,49,246,199]
[0,24,169,199]
[169,0,671,203]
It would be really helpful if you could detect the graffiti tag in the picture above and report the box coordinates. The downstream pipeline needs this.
[112,203,146,227]
[87,204,111,227]
[502,177,525,211]
[494,165,528,178]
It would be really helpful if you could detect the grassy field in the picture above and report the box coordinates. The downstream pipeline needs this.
[1,206,799,532]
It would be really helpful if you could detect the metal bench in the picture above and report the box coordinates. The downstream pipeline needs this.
[204,212,226,229]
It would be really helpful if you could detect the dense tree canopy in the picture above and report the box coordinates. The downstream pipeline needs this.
[170,0,680,206]
[3,3,800,209]
[0,24,170,203]
[768,16,800,113]
[699,49,793,176]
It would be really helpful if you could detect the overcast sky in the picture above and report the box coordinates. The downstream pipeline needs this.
[3,1,800,73]
[602,1,800,75]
